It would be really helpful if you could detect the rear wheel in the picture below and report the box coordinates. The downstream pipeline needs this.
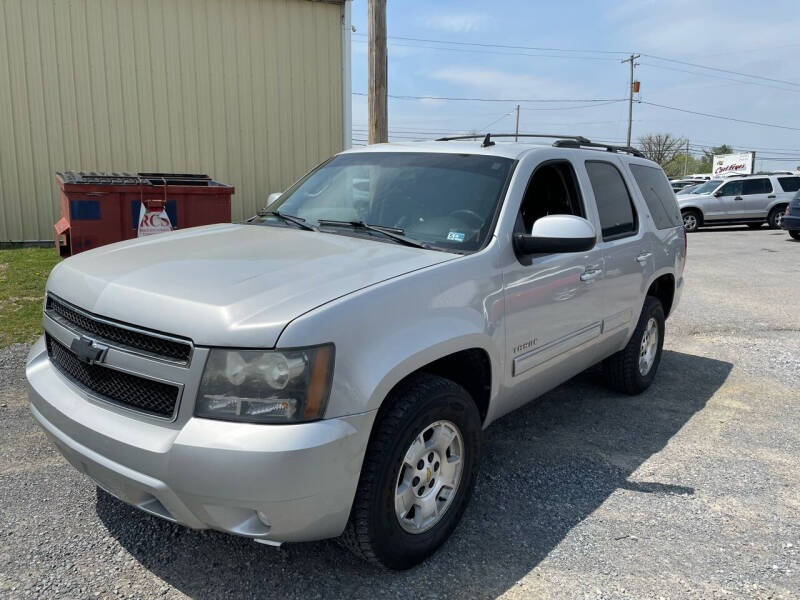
[603,296,665,395]
[340,373,481,569]
[682,209,700,233]
[790,230,800,240]
[768,206,786,229]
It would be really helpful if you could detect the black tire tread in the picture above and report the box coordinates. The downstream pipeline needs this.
[339,373,471,567]
[603,296,664,395]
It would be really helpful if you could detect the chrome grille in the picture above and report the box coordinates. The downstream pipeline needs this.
[46,334,180,418]
[46,295,192,363]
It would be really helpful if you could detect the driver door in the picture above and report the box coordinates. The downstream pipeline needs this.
[709,180,744,220]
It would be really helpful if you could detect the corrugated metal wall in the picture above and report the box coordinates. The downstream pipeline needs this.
[0,0,344,242]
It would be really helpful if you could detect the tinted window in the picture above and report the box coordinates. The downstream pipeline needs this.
[718,180,743,196]
[629,164,681,229]
[742,178,773,195]
[585,161,637,240]
[778,177,800,192]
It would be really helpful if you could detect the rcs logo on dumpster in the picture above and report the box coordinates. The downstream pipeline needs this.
[137,201,173,237]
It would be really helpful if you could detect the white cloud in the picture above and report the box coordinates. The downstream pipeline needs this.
[422,12,491,33]
[428,66,581,101]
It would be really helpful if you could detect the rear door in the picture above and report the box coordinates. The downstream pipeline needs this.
[584,159,652,338]
[741,177,774,219]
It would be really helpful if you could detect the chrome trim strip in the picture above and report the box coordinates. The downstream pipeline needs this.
[513,321,602,376]
[45,293,193,367]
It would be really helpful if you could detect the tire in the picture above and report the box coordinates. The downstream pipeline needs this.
[768,206,786,229]
[746,223,763,230]
[790,230,800,240]
[340,373,482,569]
[681,209,701,233]
[603,296,665,395]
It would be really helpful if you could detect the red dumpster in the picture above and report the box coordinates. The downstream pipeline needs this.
[54,172,234,256]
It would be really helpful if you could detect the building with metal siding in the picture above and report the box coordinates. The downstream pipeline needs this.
[0,0,351,243]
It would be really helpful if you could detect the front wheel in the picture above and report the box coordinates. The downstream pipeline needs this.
[682,209,700,233]
[603,296,665,395]
[340,373,481,569]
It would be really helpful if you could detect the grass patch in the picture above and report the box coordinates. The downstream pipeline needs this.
[0,247,61,347]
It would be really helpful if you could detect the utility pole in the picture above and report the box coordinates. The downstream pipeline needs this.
[622,54,640,147]
[514,104,520,141]
[367,0,387,144]
[683,139,690,177]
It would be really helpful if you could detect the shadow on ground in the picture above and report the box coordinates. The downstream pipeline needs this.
[97,350,731,599]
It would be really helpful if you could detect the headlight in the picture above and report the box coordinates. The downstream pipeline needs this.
[195,345,334,423]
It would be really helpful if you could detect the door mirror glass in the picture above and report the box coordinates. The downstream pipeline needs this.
[713,190,723,197]
[266,192,282,207]
[514,214,596,256]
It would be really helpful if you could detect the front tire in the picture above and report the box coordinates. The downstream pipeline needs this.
[768,206,786,229]
[340,373,481,569]
[682,209,701,233]
[603,296,665,395]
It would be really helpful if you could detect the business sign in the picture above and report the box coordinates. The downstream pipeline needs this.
[713,152,755,176]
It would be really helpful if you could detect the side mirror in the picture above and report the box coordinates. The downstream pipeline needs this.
[266,192,282,206]
[713,191,723,197]
[513,214,596,256]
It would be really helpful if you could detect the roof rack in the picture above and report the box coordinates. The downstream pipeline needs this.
[434,133,645,158]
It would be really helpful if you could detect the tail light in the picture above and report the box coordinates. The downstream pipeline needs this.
[786,205,791,215]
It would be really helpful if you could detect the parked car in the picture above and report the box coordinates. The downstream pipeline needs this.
[676,184,700,196]
[781,191,800,240]
[670,178,705,192]
[676,173,800,232]
[27,135,685,569]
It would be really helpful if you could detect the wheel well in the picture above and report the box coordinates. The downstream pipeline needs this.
[380,348,492,424]
[647,274,676,318]
[681,206,703,225]
[769,203,788,215]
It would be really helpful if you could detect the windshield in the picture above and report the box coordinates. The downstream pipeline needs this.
[690,180,722,195]
[254,152,514,252]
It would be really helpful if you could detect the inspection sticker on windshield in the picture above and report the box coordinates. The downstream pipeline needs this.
[447,231,466,242]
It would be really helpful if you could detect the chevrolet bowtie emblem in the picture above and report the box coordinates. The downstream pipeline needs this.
[70,336,108,365]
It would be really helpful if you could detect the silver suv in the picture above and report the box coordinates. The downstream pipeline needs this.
[677,173,800,232]
[27,135,685,569]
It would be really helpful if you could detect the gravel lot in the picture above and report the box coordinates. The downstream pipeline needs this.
[1,227,798,599]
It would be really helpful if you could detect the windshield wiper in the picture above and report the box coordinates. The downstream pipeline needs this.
[316,219,430,249]
[257,210,318,231]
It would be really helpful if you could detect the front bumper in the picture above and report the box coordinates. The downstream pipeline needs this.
[781,214,800,231]
[26,337,376,543]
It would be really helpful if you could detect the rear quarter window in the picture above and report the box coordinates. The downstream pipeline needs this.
[778,177,800,192]
[628,164,682,229]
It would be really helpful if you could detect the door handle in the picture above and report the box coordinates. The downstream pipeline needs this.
[636,252,652,264]
[768,195,776,199]
[580,268,602,282]
[734,196,743,201]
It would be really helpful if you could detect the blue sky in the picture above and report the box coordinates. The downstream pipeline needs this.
[349,0,800,172]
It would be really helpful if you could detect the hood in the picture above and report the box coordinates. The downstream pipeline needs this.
[47,224,456,347]
[676,193,708,204]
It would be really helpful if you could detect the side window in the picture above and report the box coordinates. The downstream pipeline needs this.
[778,177,800,192]
[585,161,637,241]
[718,180,743,196]
[742,178,773,195]
[629,163,681,229]
[515,161,584,234]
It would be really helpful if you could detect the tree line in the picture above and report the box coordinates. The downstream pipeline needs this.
[637,133,732,178]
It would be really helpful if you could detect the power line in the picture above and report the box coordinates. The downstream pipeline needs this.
[352,38,621,62]
[640,101,800,132]
[639,62,800,94]
[640,54,800,88]
[352,32,629,55]
[352,92,626,104]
